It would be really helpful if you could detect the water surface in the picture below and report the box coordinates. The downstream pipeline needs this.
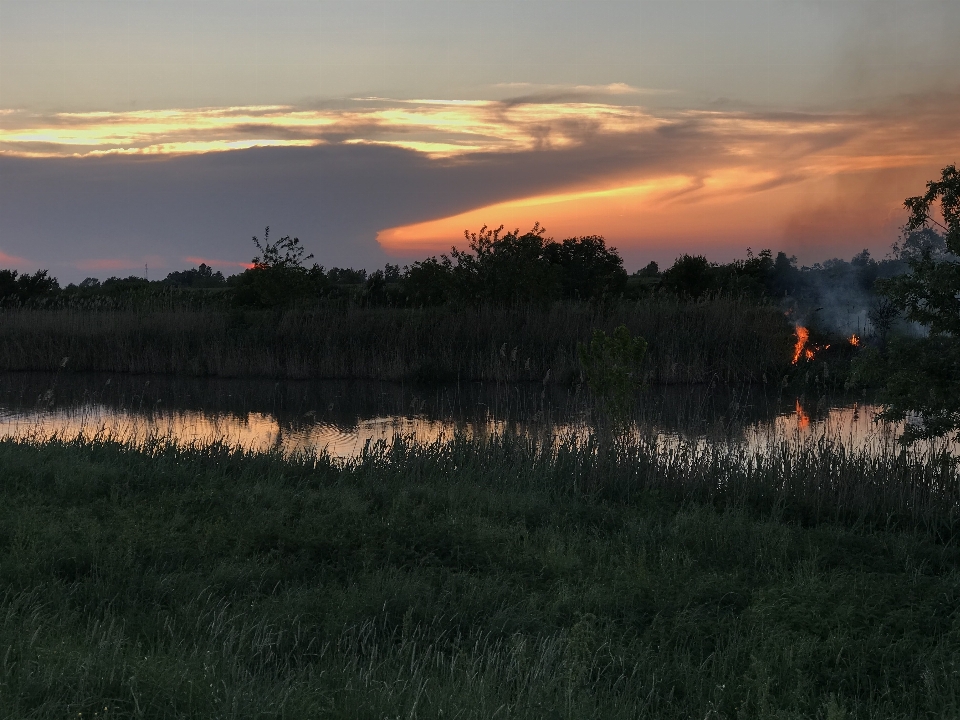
[0,371,920,459]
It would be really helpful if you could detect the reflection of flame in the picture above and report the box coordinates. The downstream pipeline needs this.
[849,334,860,347]
[795,399,810,429]
[792,326,809,364]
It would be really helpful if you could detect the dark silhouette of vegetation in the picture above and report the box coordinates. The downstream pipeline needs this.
[0,298,790,383]
[868,164,960,441]
[545,234,628,299]
[4,221,916,315]
[578,325,647,419]
[396,256,453,307]
[231,227,323,308]
[655,248,866,302]
[449,223,560,304]
[0,269,58,306]
[163,263,226,288]
[659,253,714,298]
[223,223,628,309]
[400,224,628,306]
[0,218,946,386]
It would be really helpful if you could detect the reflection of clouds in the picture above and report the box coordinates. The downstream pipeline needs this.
[764,402,906,452]
[0,408,284,454]
[0,406,524,460]
[1,401,953,462]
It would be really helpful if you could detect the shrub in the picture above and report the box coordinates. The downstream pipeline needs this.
[577,324,648,419]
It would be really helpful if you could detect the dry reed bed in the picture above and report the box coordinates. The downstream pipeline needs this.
[0,298,792,383]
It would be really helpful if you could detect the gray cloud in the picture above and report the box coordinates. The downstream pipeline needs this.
[1,93,958,282]
[0,111,745,278]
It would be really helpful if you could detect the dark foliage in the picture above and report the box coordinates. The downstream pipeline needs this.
[231,227,321,308]
[659,254,714,298]
[163,263,227,288]
[543,234,628,299]
[577,324,648,418]
[0,220,931,326]
[449,223,560,304]
[398,224,627,306]
[395,257,453,307]
[871,164,960,441]
[0,269,59,306]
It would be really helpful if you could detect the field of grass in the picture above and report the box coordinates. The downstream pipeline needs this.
[0,297,793,384]
[1,432,959,718]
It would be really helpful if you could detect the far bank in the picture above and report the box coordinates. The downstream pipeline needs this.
[0,298,793,384]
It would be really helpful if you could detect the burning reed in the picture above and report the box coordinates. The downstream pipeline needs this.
[0,297,793,384]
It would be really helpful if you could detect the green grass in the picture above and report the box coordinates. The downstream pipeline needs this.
[0,433,958,718]
[0,297,792,384]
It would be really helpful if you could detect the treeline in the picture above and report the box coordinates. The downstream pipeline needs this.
[0,224,940,311]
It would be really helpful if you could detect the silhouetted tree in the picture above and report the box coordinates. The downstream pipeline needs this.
[450,224,558,304]
[660,254,715,298]
[0,269,60,305]
[233,227,317,307]
[873,164,960,440]
[401,257,454,306]
[769,251,801,295]
[164,263,226,288]
[543,235,627,300]
[639,261,659,277]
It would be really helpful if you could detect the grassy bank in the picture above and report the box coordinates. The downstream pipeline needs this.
[1,433,959,717]
[0,298,792,383]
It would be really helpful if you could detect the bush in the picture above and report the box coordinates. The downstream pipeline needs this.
[232,227,319,308]
[578,324,648,419]
[0,269,59,306]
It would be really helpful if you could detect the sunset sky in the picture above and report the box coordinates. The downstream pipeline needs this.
[2,0,959,280]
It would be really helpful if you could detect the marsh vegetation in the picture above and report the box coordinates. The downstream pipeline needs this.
[0,297,797,386]
[1,432,959,718]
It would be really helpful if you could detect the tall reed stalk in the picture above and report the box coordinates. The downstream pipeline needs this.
[0,297,792,383]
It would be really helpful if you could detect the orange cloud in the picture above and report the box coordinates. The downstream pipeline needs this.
[376,95,960,261]
[378,177,693,254]
[4,91,960,266]
[0,250,29,266]
[0,100,660,158]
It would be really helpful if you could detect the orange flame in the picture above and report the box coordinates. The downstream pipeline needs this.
[795,399,810,429]
[792,325,831,362]
[849,334,860,347]
[792,326,809,364]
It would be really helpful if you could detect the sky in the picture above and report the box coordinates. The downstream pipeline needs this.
[1,0,959,281]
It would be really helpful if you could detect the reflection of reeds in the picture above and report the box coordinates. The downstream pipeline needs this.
[0,298,792,383]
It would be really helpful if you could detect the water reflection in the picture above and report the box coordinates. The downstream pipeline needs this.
[0,371,928,459]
